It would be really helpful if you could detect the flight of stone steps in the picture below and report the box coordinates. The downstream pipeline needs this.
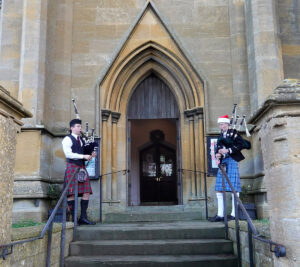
[65,207,238,267]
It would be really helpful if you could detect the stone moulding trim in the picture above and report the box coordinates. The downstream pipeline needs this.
[12,223,73,242]
[0,85,32,120]
[0,108,23,126]
[228,220,270,238]
[249,82,300,124]
[20,126,67,137]
[240,172,265,180]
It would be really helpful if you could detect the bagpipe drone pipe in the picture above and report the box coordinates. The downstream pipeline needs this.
[72,99,98,155]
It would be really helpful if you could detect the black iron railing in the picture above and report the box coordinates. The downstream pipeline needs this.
[0,168,129,266]
[0,167,80,266]
[98,169,130,222]
[178,166,286,267]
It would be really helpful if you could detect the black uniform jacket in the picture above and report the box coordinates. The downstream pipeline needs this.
[216,131,245,162]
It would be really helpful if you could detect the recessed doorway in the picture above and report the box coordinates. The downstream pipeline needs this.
[140,130,177,204]
[127,74,181,206]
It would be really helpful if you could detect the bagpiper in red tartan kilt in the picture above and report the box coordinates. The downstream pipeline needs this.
[64,162,92,197]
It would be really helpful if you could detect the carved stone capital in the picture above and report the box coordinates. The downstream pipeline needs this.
[111,112,121,123]
[101,109,111,121]
[184,109,196,119]
[195,107,204,119]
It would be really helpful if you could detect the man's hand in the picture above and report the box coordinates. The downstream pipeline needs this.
[218,148,229,155]
[83,155,92,161]
[216,153,222,159]
[91,152,96,158]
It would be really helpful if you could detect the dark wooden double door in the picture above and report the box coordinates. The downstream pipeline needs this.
[140,143,177,204]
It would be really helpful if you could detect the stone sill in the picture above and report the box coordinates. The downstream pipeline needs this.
[228,220,270,238]
[247,189,267,194]
[12,222,74,241]
[0,85,32,119]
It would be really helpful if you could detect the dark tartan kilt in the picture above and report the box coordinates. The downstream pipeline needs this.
[64,162,93,197]
[215,157,241,192]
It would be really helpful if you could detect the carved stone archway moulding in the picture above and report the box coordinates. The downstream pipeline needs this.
[97,2,208,207]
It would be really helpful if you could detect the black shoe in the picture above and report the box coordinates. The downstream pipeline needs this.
[227,215,235,221]
[208,215,224,222]
[78,217,96,225]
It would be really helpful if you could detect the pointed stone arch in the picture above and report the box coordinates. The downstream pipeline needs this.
[99,1,207,209]
[102,41,204,114]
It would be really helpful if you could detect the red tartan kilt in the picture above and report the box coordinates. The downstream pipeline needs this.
[64,162,93,197]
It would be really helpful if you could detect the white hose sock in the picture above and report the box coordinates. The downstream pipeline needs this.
[216,192,224,217]
[231,192,239,217]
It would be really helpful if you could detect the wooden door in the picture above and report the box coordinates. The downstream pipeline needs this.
[140,143,177,204]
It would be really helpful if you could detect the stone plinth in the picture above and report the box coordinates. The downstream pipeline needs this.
[0,85,31,266]
[228,220,273,266]
[249,79,300,266]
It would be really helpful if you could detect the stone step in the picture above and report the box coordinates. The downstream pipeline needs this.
[70,239,233,256]
[65,255,238,267]
[125,205,186,212]
[104,211,204,223]
[76,221,225,241]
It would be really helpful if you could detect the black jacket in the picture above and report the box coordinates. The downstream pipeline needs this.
[216,131,245,162]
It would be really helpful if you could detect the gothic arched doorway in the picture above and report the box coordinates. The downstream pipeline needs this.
[127,74,180,206]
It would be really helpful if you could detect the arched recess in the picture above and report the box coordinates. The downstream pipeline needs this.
[100,42,207,207]
[102,42,204,112]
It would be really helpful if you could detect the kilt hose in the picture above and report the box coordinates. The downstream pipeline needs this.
[215,156,241,192]
[64,162,93,197]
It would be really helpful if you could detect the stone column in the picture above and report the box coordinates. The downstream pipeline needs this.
[18,0,48,125]
[249,80,300,266]
[0,86,31,267]
[101,109,111,201]
[228,0,250,115]
[244,0,284,114]
[195,107,205,196]
[184,109,196,199]
[111,112,121,201]
[0,0,24,98]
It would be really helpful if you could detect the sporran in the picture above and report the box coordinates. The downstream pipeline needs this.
[77,168,88,183]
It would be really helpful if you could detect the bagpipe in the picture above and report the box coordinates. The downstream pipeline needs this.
[72,99,98,155]
[218,104,251,151]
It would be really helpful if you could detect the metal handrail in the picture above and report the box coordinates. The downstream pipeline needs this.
[0,167,130,266]
[218,163,286,266]
[178,166,286,267]
[0,166,80,265]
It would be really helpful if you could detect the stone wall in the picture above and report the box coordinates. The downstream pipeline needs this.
[228,221,274,267]
[0,111,19,244]
[0,85,31,267]
[0,223,73,267]
[277,0,300,79]
[249,79,300,266]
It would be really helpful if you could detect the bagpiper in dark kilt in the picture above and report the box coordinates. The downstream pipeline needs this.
[62,124,97,225]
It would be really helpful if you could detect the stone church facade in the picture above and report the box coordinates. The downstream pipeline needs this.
[0,0,299,266]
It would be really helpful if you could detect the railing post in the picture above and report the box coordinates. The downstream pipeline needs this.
[59,192,67,267]
[221,164,228,239]
[234,194,242,267]
[248,222,254,267]
[99,175,103,223]
[204,172,208,220]
[73,175,79,240]
[46,220,53,267]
